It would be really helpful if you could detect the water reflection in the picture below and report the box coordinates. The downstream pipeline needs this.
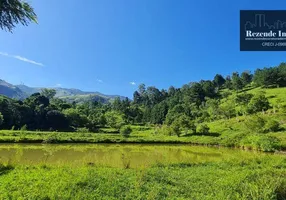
[0,144,265,168]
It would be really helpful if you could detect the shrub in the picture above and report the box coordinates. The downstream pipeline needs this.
[244,115,265,133]
[171,120,181,137]
[197,124,210,135]
[156,125,175,136]
[241,134,281,152]
[264,119,281,132]
[120,126,132,138]
[222,132,247,147]
[246,93,270,114]
[76,127,90,133]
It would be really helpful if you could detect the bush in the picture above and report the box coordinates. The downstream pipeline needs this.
[155,125,175,136]
[197,124,210,135]
[240,134,280,152]
[264,119,281,132]
[244,115,265,133]
[246,93,270,114]
[171,120,181,137]
[120,126,132,138]
[76,127,90,133]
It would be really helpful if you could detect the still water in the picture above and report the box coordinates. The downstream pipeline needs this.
[0,144,267,168]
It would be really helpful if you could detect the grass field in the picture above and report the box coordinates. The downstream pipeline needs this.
[0,113,285,152]
[0,154,285,199]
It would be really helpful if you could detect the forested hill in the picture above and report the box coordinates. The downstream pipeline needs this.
[0,79,125,103]
[0,62,285,134]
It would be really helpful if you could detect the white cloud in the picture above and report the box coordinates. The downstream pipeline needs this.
[130,81,136,85]
[96,79,103,83]
[55,83,62,87]
[0,52,44,66]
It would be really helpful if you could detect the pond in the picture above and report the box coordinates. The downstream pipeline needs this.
[0,144,270,168]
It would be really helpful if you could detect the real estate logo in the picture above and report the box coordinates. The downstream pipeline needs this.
[240,10,286,51]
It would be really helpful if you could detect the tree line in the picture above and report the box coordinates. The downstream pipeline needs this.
[0,62,285,132]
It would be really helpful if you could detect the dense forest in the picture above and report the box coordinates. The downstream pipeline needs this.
[0,63,286,134]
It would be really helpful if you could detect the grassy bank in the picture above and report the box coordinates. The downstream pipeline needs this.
[0,116,285,152]
[0,128,285,152]
[0,155,285,199]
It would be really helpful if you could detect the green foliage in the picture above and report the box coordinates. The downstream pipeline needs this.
[241,71,253,86]
[0,0,37,32]
[253,63,286,87]
[170,115,194,137]
[247,92,270,114]
[197,124,210,135]
[231,72,243,91]
[264,119,281,132]
[105,111,125,130]
[41,89,56,99]
[213,74,225,88]
[240,135,280,151]
[219,99,236,119]
[155,125,175,136]
[171,119,181,137]
[63,108,88,128]
[46,110,70,131]
[76,127,89,133]
[120,125,132,137]
[0,112,3,126]
[244,115,265,133]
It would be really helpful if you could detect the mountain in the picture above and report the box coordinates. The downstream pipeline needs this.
[0,79,126,103]
[0,79,27,99]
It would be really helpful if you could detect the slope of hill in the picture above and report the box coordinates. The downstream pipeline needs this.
[0,79,27,99]
[0,79,125,103]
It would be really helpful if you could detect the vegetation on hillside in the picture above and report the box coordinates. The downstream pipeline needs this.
[0,62,286,151]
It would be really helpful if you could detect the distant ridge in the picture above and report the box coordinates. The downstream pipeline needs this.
[0,79,126,103]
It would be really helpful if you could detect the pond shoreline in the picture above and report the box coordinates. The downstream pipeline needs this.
[0,138,285,153]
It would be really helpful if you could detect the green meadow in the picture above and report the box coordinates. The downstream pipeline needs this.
[0,144,285,200]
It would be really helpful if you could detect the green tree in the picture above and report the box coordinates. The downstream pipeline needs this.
[231,72,243,91]
[201,80,216,98]
[150,101,168,124]
[171,119,181,137]
[41,89,57,99]
[120,125,132,138]
[105,111,125,130]
[219,100,236,119]
[247,92,270,114]
[253,67,280,87]
[63,108,88,128]
[224,76,232,89]
[213,74,225,89]
[264,119,280,132]
[171,115,194,136]
[0,0,37,32]
[197,124,210,135]
[46,110,70,131]
[244,115,265,133]
[241,71,253,86]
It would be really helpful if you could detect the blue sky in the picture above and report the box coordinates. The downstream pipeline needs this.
[1,0,286,97]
